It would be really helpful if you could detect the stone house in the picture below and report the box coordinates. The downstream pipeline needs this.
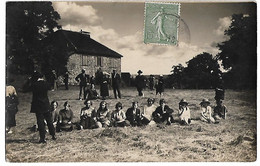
[44,29,123,85]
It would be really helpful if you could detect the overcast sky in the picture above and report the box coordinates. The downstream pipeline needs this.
[52,1,256,75]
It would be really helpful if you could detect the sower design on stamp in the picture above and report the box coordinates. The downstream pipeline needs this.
[144,3,180,45]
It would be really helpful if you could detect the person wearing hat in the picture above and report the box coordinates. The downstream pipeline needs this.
[213,100,227,121]
[100,72,110,100]
[152,99,174,125]
[75,69,89,100]
[111,102,130,127]
[178,99,191,125]
[56,101,74,132]
[79,100,97,129]
[30,72,56,143]
[200,99,215,123]
[126,101,143,126]
[111,69,122,99]
[156,75,164,97]
[135,70,146,97]
[143,98,157,125]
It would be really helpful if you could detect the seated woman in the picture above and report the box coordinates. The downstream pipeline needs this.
[50,100,59,126]
[56,101,74,132]
[111,102,130,127]
[200,99,215,123]
[152,99,174,125]
[143,98,157,125]
[178,99,191,125]
[85,84,99,100]
[79,100,97,129]
[213,100,227,121]
[126,101,143,126]
[96,101,111,128]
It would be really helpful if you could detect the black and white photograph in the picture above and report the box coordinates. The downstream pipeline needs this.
[4,0,257,163]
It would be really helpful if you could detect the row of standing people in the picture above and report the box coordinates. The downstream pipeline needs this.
[75,69,121,100]
[67,69,164,100]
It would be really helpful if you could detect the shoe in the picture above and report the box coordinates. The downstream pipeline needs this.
[7,130,13,134]
[52,135,57,140]
[39,139,47,143]
[166,121,171,125]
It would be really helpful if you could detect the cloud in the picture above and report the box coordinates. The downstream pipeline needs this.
[213,16,231,37]
[53,2,221,75]
[53,2,102,26]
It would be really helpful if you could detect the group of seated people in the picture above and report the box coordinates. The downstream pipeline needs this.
[50,98,227,132]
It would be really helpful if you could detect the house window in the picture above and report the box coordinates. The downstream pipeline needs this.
[97,56,102,67]
[82,55,88,66]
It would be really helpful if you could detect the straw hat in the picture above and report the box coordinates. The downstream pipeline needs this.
[200,98,210,105]
[179,99,188,105]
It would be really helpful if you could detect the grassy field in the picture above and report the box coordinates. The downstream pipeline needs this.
[5,87,256,162]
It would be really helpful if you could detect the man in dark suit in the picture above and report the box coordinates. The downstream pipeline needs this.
[75,69,89,100]
[111,69,121,99]
[152,99,174,125]
[135,70,146,96]
[30,72,56,143]
[126,102,142,126]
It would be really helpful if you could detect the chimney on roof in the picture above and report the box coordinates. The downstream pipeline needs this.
[80,29,90,37]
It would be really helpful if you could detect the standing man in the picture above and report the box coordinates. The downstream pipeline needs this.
[111,69,121,99]
[75,69,89,100]
[30,72,56,143]
[135,70,146,97]
[149,75,155,90]
[50,70,58,91]
[64,71,69,90]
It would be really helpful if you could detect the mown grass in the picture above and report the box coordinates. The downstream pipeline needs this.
[5,87,256,162]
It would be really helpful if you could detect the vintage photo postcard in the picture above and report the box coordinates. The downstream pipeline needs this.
[5,0,256,162]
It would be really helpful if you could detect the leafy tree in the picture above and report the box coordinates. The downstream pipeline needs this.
[6,2,61,74]
[170,64,184,88]
[183,52,221,89]
[217,14,256,89]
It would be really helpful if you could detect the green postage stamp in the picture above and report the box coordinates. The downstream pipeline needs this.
[144,2,180,45]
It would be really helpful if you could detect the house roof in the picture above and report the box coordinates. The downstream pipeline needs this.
[44,29,123,58]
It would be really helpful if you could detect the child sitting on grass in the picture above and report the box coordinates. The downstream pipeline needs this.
[213,100,227,121]
[200,99,215,123]
[178,99,191,125]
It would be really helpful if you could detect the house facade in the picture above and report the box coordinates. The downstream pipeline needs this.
[67,53,121,84]
[44,29,123,85]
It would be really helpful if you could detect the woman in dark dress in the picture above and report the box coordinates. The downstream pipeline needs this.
[85,84,99,100]
[100,72,110,100]
[56,101,74,132]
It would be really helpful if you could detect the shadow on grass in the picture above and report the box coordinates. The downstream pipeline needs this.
[6,139,37,144]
